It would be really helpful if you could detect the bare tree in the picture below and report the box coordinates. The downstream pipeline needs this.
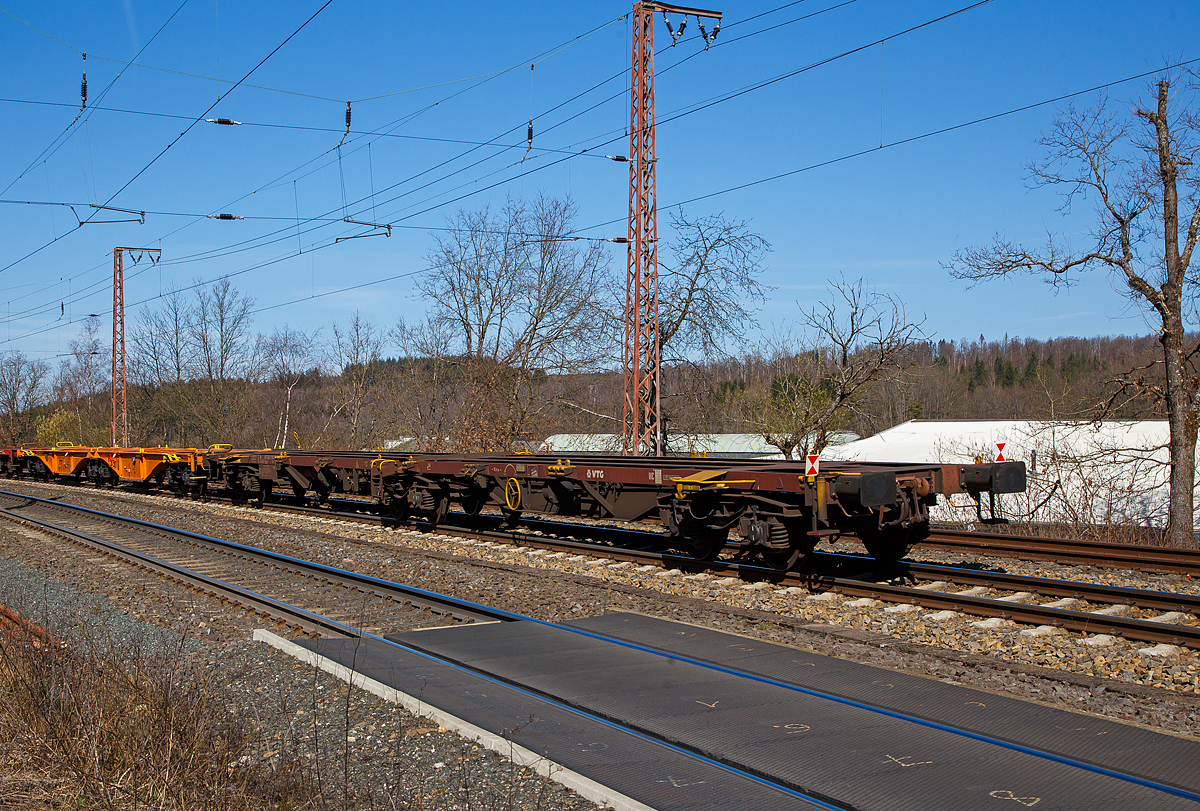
[262,325,319,449]
[390,316,459,450]
[948,77,1200,547]
[597,210,771,364]
[0,351,50,444]
[656,210,771,362]
[129,288,191,386]
[190,278,258,384]
[741,278,923,459]
[422,195,608,449]
[55,317,108,444]
[321,312,384,449]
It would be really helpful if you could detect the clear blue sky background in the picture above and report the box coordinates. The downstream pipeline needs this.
[1,0,1196,361]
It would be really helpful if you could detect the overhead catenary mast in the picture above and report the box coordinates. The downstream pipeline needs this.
[623,2,721,456]
[111,247,160,447]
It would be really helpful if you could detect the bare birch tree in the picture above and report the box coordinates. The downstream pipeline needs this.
[262,325,319,449]
[948,77,1200,547]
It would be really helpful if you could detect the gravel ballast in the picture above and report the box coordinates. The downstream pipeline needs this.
[0,478,1196,748]
[0,519,603,810]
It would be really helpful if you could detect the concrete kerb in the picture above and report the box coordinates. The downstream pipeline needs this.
[252,628,656,811]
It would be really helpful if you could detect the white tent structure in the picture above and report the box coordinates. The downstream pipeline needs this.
[820,419,1196,530]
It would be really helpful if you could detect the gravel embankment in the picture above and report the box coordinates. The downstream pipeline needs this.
[0,553,603,811]
[0,478,1197,744]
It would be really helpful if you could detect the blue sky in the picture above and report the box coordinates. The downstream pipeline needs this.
[1,0,1196,361]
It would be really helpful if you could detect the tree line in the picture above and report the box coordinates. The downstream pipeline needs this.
[2,74,1198,543]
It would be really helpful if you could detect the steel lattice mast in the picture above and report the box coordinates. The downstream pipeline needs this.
[111,247,160,447]
[622,2,721,456]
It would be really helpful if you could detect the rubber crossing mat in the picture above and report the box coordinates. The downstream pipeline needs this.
[568,612,1200,794]
[294,634,811,811]
[397,616,1200,811]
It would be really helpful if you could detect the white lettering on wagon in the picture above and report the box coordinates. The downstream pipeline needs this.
[586,469,605,479]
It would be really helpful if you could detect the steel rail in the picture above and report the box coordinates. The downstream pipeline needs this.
[0,506,363,638]
[0,491,510,628]
[4,484,1197,647]
[27,476,1200,577]
[924,527,1200,575]
[1,494,1191,805]
[840,554,1200,615]
[670,557,1200,649]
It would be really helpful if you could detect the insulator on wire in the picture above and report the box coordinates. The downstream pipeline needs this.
[663,12,685,45]
[207,213,243,220]
[338,101,351,146]
[205,118,242,125]
[80,53,87,110]
[521,119,533,163]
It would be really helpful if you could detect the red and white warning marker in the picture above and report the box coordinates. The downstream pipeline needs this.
[806,454,820,476]
[995,442,1006,463]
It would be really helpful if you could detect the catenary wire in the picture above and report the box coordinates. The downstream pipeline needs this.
[4,0,979,328]
[0,10,636,299]
[0,0,192,197]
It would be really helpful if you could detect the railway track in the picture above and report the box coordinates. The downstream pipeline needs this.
[454,533,1200,649]
[203,487,1200,578]
[250,503,1200,648]
[2,487,1196,810]
[924,526,1200,575]
[4,481,1198,648]
[18,474,1199,577]
[0,490,505,638]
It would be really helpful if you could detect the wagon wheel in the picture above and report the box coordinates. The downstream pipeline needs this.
[389,498,411,522]
[856,519,927,564]
[684,528,728,561]
[460,493,485,516]
[760,545,802,571]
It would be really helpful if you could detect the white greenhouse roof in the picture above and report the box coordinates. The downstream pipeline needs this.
[821,419,1191,530]
[540,432,858,459]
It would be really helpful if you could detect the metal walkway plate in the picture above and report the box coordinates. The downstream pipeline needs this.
[569,612,1200,793]
[293,635,811,811]
[394,613,1200,811]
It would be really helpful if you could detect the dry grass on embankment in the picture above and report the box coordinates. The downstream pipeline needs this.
[0,621,313,811]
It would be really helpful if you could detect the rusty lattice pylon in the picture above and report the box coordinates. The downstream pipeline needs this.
[111,247,160,447]
[622,2,720,456]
